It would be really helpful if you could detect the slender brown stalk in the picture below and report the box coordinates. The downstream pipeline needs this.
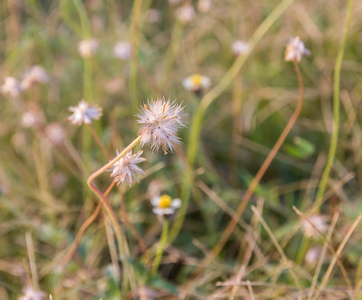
[191,61,304,278]
[60,181,116,267]
[86,127,148,257]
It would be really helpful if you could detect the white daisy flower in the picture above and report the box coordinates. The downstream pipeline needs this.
[302,215,329,239]
[19,286,46,300]
[137,98,185,155]
[182,74,211,93]
[68,100,102,125]
[151,194,181,216]
[176,4,196,24]
[284,36,310,62]
[113,41,132,60]
[78,39,99,58]
[109,150,146,187]
[1,77,22,97]
[232,40,250,56]
[21,66,49,90]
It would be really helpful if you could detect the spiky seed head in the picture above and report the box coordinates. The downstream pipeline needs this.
[137,97,185,155]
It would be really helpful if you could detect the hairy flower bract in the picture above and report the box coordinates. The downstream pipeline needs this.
[109,150,146,187]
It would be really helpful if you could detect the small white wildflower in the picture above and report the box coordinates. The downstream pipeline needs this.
[78,39,99,58]
[198,0,212,13]
[284,36,310,62]
[151,194,181,216]
[109,150,146,187]
[182,74,211,93]
[232,40,250,56]
[1,77,22,97]
[114,41,132,60]
[21,66,49,90]
[176,4,196,24]
[68,100,102,125]
[302,215,329,239]
[146,9,162,23]
[19,286,46,300]
[137,98,185,155]
[45,123,66,145]
[305,246,322,265]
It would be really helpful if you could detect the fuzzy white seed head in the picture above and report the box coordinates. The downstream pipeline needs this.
[68,100,102,126]
[78,39,99,58]
[182,74,211,92]
[21,66,49,90]
[19,286,46,300]
[284,36,310,62]
[151,194,181,216]
[302,215,329,239]
[109,150,146,187]
[137,98,185,155]
[1,77,22,98]
[114,41,132,60]
[232,40,250,56]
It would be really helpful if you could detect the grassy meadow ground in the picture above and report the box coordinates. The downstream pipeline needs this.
[0,0,362,299]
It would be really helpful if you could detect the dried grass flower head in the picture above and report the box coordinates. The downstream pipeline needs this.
[68,100,102,125]
[1,77,22,97]
[182,74,211,94]
[137,97,185,155]
[109,150,146,187]
[78,39,99,58]
[302,215,329,239]
[114,41,132,60]
[284,36,310,62]
[19,286,46,300]
[21,66,49,90]
[151,194,181,216]
[232,40,250,56]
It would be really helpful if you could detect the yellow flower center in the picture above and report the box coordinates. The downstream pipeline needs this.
[159,195,172,208]
[190,74,202,87]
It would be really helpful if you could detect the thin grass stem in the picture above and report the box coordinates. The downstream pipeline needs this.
[293,206,353,294]
[313,216,361,300]
[151,219,169,277]
[313,0,354,211]
[251,206,302,291]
